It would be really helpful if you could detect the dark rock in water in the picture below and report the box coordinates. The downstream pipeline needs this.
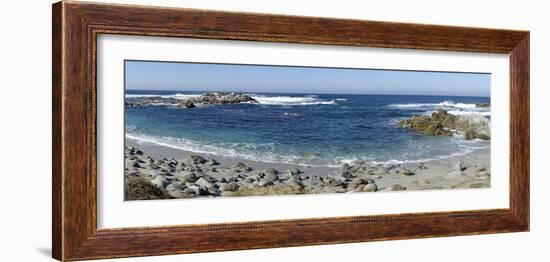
[475,103,490,108]
[126,92,257,108]
[399,109,490,140]
[425,123,453,136]
[399,111,453,136]
[465,129,490,140]
[189,155,208,164]
[180,100,195,108]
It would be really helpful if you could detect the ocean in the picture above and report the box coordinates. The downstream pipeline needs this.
[125,90,490,167]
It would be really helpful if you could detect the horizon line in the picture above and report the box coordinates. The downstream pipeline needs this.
[125,88,490,98]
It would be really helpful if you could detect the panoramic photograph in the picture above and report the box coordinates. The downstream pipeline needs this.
[123,60,491,200]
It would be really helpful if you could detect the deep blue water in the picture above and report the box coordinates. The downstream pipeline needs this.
[125,90,490,167]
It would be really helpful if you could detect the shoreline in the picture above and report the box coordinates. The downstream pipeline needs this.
[125,136,491,200]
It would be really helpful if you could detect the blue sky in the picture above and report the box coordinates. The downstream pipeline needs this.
[125,60,490,97]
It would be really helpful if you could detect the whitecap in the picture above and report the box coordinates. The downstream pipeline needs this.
[389,100,480,109]
[251,95,336,106]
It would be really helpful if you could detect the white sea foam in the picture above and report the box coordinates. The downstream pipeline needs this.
[334,144,489,167]
[421,110,491,117]
[250,95,337,106]
[389,100,479,109]
[127,131,490,168]
[126,133,320,167]
[390,100,490,117]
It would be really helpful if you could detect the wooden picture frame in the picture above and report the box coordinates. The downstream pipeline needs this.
[52,1,529,261]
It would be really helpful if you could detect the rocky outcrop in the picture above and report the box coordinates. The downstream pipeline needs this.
[399,109,490,140]
[125,92,257,108]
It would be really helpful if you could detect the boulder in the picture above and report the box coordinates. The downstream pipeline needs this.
[195,177,213,188]
[263,168,278,175]
[150,175,168,188]
[362,183,378,192]
[231,162,252,172]
[263,172,279,182]
[219,182,239,192]
[166,182,184,192]
[205,159,220,166]
[287,168,302,176]
[399,169,415,176]
[457,114,491,140]
[189,155,208,164]
[351,177,365,185]
[176,172,197,183]
[341,163,351,172]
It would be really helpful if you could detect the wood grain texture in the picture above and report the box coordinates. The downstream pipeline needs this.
[52,1,530,261]
[52,2,63,260]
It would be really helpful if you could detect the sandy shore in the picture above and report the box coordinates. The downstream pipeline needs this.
[124,137,490,200]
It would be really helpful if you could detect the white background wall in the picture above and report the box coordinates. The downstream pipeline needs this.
[0,0,546,261]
